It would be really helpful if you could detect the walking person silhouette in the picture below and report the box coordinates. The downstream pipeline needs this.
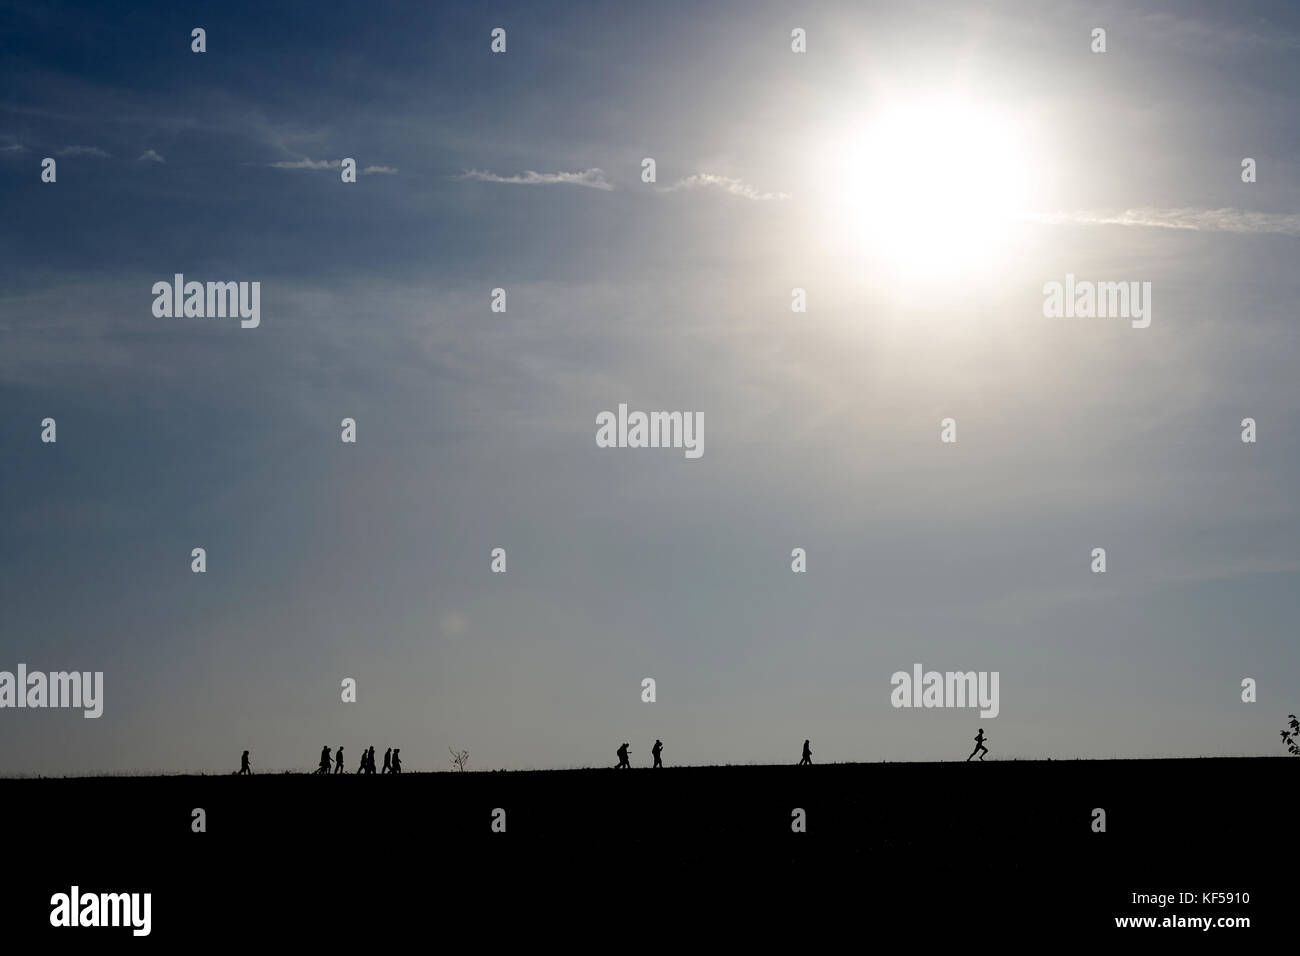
[967,729,989,762]
[316,745,332,774]
[355,748,368,774]
[615,742,631,769]
[381,748,392,774]
[365,746,376,775]
[390,749,402,774]
[651,739,663,768]
[334,746,345,774]
[799,739,812,766]
[238,750,252,775]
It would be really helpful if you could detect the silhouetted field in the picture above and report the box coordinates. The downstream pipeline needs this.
[3,757,1283,937]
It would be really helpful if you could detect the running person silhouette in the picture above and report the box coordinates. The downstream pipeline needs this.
[967,729,989,761]
[238,750,252,775]
[799,739,812,766]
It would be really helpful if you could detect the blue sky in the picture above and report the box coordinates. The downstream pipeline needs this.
[2,0,1299,774]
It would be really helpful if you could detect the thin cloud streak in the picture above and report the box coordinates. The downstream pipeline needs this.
[460,167,614,190]
[663,173,790,201]
[267,158,397,174]
[268,158,338,169]
[1029,207,1300,237]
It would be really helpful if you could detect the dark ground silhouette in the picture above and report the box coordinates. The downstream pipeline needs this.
[3,758,1282,939]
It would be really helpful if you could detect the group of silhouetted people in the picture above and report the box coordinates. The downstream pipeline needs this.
[613,733,991,768]
[611,738,993,775]
[239,729,995,776]
[310,745,400,774]
[311,745,399,774]
[363,747,400,774]
[615,739,665,769]
[236,747,402,775]
[794,733,989,765]
[610,735,988,769]
[788,733,994,765]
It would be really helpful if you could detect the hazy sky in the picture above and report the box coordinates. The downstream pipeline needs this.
[2,0,1298,774]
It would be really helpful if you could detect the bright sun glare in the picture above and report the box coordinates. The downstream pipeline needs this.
[823,94,1043,277]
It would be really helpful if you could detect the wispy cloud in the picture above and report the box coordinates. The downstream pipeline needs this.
[137,149,165,163]
[268,158,338,170]
[267,158,396,175]
[0,143,26,153]
[56,145,110,158]
[460,167,613,190]
[663,173,790,201]
[1030,207,1300,237]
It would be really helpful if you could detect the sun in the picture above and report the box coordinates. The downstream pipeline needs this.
[818,94,1044,278]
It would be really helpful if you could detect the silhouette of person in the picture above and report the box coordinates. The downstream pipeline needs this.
[356,749,368,774]
[334,746,345,774]
[799,740,812,766]
[366,746,376,775]
[967,729,989,762]
[391,749,402,774]
[317,745,332,774]
[616,743,631,769]
[651,739,663,768]
[382,748,392,774]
